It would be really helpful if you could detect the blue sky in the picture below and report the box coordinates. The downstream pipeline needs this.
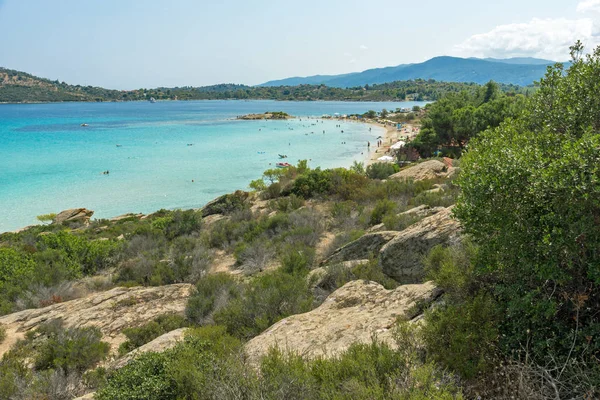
[0,0,595,89]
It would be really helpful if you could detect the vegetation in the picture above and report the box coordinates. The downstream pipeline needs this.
[409,81,526,157]
[417,42,600,398]
[118,314,189,355]
[6,45,600,397]
[0,66,530,103]
[96,324,461,400]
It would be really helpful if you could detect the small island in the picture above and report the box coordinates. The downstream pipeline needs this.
[236,111,292,120]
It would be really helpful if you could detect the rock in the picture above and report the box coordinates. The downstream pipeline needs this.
[400,204,445,218]
[202,213,228,228]
[308,260,370,289]
[201,191,249,217]
[72,393,95,400]
[389,160,448,181]
[366,206,445,233]
[379,207,461,282]
[53,208,94,227]
[109,213,144,222]
[244,280,441,363]
[110,328,188,370]
[0,284,192,358]
[321,232,399,266]
[446,166,460,180]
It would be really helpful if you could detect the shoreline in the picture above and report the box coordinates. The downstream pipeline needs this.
[0,98,424,106]
[2,118,419,234]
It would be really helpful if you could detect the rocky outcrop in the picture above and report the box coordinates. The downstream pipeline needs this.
[200,191,249,217]
[321,231,399,265]
[53,208,94,227]
[109,213,144,222]
[110,328,188,370]
[245,280,441,363]
[308,260,370,289]
[367,205,446,233]
[0,284,192,358]
[379,207,461,282]
[237,112,292,120]
[389,160,448,181]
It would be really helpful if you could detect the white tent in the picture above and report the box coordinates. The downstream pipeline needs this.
[390,141,406,150]
[377,155,395,162]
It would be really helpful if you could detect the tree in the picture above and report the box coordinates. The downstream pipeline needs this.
[454,42,600,375]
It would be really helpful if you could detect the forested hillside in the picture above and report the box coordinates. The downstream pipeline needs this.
[0,66,531,103]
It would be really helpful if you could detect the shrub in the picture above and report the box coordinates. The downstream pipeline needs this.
[280,243,314,276]
[118,314,189,355]
[0,324,5,344]
[33,320,110,373]
[96,326,241,400]
[269,194,305,212]
[382,212,421,231]
[0,247,36,314]
[370,199,396,225]
[214,270,314,339]
[366,162,399,180]
[422,294,499,379]
[185,273,241,325]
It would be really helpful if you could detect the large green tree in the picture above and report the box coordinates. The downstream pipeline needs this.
[454,41,600,373]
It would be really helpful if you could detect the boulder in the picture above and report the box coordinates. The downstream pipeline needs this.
[366,205,445,233]
[379,207,461,282]
[200,191,249,217]
[321,231,399,265]
[109,213,144,222]
[0,284,192,358]
[308,260,370,289]
[389,160,447,181]
[244,280,441,363]
[53,208,94,226]
[401,204,446,218]
[110,328,188,370]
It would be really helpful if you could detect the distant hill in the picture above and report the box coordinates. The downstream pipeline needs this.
[0,65,532,104]
[260,56,566,88]
[0,67,127,103]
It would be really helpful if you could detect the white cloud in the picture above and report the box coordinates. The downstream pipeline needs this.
[359,44,368,50]
[578,0,600,13]
[349,58,357,64]
[454,17,600,60]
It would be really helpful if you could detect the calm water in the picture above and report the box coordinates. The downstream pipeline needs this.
[0,100,427,232]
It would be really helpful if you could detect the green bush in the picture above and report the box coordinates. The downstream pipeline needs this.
[214,270,314,339]
[366,162,399,180]
[453,44,600,387]
[280,243,314,276]
[33,320,110,373]
[185,273,241,325]
[382,212,421,231]
[0,324,5,344]
[370,199,396,225]
[422,294,499,379]
[0,247,36,314]
[119,314,188,355]
[96,326,242,400]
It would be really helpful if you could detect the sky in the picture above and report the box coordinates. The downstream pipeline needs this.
[0,0,598,89]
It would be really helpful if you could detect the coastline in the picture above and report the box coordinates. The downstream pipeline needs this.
[2,115,420,234]
[359,120,419,165]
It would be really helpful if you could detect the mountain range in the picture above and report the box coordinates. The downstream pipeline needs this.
[260,56,564,87]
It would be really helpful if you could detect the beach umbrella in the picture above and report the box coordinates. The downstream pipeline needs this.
[377,155,395,162]
[390,141,406,150]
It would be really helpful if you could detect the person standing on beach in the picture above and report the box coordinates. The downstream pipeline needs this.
[368,141,371,149]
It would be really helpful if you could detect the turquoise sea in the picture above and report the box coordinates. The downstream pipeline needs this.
[0,100,427,232]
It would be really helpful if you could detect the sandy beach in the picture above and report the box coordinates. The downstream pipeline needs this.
[363,120,420,165]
